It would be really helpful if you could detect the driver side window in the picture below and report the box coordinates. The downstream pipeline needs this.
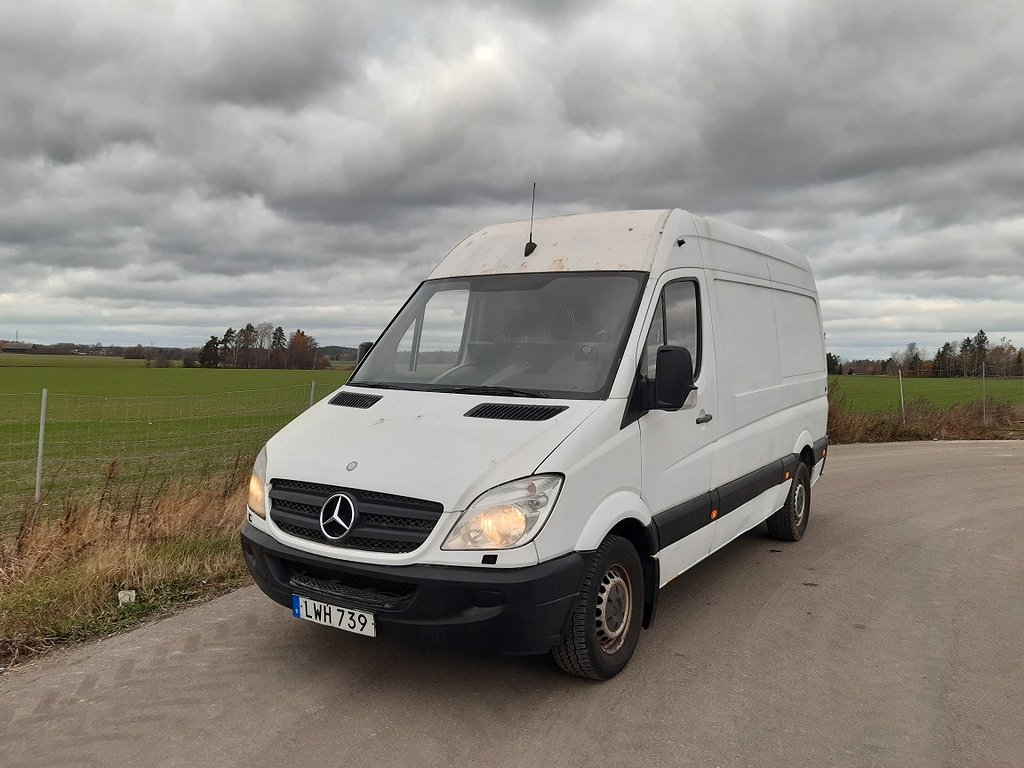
[642,280,700,379]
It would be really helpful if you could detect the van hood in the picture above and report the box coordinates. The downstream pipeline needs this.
[264,388,600,511]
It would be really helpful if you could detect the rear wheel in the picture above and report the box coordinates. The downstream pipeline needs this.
[552,535,644,680]
[766,461,811,541]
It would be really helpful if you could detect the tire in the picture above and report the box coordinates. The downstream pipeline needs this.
[766,461,811,541]
[551,535,644,680]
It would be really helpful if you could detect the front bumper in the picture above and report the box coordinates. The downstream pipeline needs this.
[241,522,587,655]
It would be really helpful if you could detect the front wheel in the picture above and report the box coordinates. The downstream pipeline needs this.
[766,461,811,541]
[551,535,644,680]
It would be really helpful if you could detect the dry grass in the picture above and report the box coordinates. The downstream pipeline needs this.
[828,388,1024,443]
[0,460,252,666]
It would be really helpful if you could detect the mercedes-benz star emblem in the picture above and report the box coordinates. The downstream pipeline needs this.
[319,493,357,541]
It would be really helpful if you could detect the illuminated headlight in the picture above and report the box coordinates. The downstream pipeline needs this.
[247,446,268,519]
[443,475,563,550]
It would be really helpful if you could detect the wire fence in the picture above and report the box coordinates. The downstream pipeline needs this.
[835,365,1024,412]
[888,362,1024,379]
[0,384,319,534]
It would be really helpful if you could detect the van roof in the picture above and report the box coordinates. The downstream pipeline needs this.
[428,209,811,280]
[429,210,672,278]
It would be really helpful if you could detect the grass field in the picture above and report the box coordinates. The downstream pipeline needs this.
[829,375,1024,413]
[0,356,354,533]
[0,354,352,396]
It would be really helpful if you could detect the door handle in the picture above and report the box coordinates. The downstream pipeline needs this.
[696,412,713,424]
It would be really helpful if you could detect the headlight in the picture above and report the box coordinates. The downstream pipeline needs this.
[443,475,563,550]
[247,446,268,519]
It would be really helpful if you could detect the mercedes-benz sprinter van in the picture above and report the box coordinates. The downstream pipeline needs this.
[241,209,829,679]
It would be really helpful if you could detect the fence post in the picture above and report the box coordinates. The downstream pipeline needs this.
[35,388,48,502]
[898,368,906,426]
[309,381,316,408]
[982,362,987,423]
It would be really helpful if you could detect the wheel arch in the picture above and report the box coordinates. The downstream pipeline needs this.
[607,518,661,629]
[573,491,660,628]
[799,444,815,470]
[792,429,815,468]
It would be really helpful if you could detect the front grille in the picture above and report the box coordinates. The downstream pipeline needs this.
[269,479,444,554]
[287,563,416,611]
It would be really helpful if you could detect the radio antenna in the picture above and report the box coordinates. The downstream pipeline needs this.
[524,182,537,257]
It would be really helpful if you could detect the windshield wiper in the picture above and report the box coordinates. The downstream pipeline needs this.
[348,381,418,391]
[431,384,549,398]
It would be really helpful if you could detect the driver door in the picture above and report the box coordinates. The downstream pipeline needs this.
[637,271,719,584]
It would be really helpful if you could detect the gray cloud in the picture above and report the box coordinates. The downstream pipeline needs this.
[1,0,1022,358]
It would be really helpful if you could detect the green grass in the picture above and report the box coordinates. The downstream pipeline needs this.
[830,375,1024,413]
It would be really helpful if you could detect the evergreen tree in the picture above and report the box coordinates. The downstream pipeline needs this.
[220,327,236,366]
[826,352,841,375]
[237,323,257,368]
[959,337,976,374]
[973,329,989,364]
[198,336,221,368]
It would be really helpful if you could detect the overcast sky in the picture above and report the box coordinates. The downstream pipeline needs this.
[1,0,1022,360]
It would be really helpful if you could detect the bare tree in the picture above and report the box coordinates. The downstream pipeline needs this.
[254,322,274,368]
[287,329,319,370]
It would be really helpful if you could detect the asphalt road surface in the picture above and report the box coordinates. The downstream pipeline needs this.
[2,442,1022,768]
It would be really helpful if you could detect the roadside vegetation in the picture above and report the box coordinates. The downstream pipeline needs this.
[0,462,251,666]
[827,380,1024,443]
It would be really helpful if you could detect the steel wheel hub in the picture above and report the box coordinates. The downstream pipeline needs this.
[595,564,633,655]
[793,482,806,527]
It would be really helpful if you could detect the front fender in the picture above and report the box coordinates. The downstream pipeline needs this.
[573,489,653,552]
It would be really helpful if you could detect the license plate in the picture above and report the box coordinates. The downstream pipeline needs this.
[291,595,376,637]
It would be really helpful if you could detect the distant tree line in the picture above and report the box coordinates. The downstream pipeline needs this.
[197,323,331,370]
[0,340,191,364]
[831,330,1024,378]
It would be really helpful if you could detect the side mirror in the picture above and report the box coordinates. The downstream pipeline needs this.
[356,341,374,364]
[655,346,695,410]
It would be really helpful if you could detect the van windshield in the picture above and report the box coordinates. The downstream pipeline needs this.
[350,271,646,400]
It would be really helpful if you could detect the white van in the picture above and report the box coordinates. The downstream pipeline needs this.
[241,209,828,679]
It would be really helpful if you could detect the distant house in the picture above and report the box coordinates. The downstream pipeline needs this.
[0,342,33,353]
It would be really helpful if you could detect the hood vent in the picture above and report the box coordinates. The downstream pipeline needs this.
[329,391,382,409]
[464,403,568,422]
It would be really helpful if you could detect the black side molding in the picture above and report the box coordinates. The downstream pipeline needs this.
[652,449,819,550]
[652,493,714,546]
[813,436,829,464]
[717,461,784,518]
